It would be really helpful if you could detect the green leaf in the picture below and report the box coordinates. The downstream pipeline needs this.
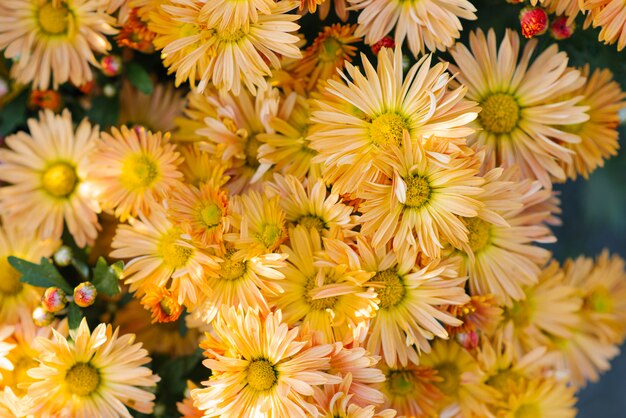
[68,303,83,330]
[8,256,73,294]
[92,257,123,297]
[126,62,153,95]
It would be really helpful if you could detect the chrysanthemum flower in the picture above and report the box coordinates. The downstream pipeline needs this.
[113,298,201,356]
[549,321,620,388]
[150,0,301,94]
[177,144,229,187]
[559,66,626,180]
[119,81,186,134]
[375,363,443,417]
[448,29,589,187]
[583,0,626,50]
[115,8,156,52]
[199,0,276,30]
[543,0,580,24]
[496,377,576,418]
[313,0,349,21]
[499,260,581,356]
[194,85,279,193]
[310,47,478,196]
[359,135,484,257]
[226,190,288,256]
[140,285,184,323]
[270,226,377,343]
[27,318,160,417]
[257,93,320,180]
[0,109,100,247]
[167,180,230,248]
[450,167,555,305]
[110,208,220,306]
[311,374,397,418]
[89,126,184,222]
[562,250,626,343]
[420,340,498,417]
[1,311,68,394]
[264,174,355,239]
[445,294,502,348]
[348,0,477,56]
[355,239,468,366]
[189,245,287,325]
[0,0,116,89]
[296,24,360,91]
[192,307,341,416]
[0,226,58,324]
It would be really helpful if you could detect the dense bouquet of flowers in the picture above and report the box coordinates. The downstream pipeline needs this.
[0,0,625,416]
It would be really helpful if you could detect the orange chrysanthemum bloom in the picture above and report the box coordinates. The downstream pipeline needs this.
[583,0,626,50]
[141,286,184,323]
[0,109,100,247]
[310,47,478,196]
[448,28,588,187]
[116,8,155,53]
[559,66,626,180]
[0,0,116,89]
[89,126,184,222]
[192,307,341,416]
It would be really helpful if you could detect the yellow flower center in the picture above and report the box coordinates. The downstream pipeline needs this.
[246,360,277,391]
[217,27,247,43]
[158,231,193,269]
[0,257,23,295]
[42,162,77,198]
[320,37,343,62]
[256,223,284,250]
[586,287,613,313]
[506,296,534,328]
[159,296,176,316]
[435,362,460,396]
[486,369,521,393]
[199,202,222,228]
[479,93,520,134]
[305,272,338,310]
[369,112,409,148]
[65,363,100,397]
[120,153,160,191]
[464,217,491,253]
[404,175,431,208]
[244,135,261,169]
[297,215,326,232]
[387,370,414,396]
[369,269,406,310]
[37,2,72,36]
[515,403,541,418]
[219,255,247,281]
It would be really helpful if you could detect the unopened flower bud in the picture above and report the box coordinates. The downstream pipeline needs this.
[41,287,67,313]
[74,282,97,308]
[519,7,549,38]
[33,306,55,327]
[456,330,479,350]
[371,36,395,55]
[100,55,122,77]
[550,16,575,40]
[53,245,73,267]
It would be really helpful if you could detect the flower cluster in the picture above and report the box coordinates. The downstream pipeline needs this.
[0,0,625,417]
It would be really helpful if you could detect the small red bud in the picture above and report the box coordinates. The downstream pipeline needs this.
[41,287,67,313]
[371,36,395,55]
[519,7,549,39]
[74,282,97,308]
[100,55,123,77]
[456,331,480,350]
[550,16,575,40]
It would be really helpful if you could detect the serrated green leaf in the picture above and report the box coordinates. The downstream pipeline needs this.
[92,257,123,297]
[8,256,72,294]
[126,62,153,95]
[68,303,83,330]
